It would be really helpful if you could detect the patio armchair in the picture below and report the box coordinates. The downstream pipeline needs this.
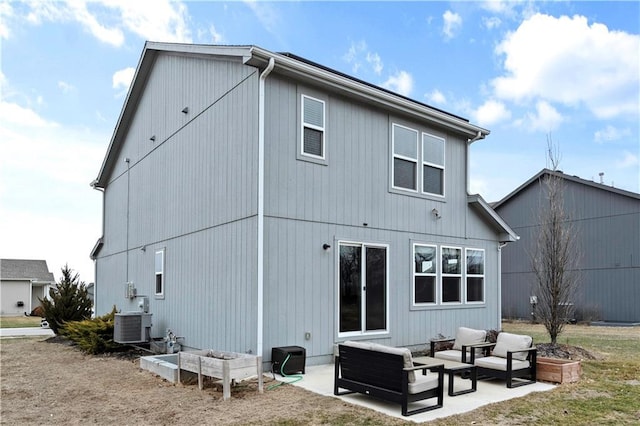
[469,332,537,388]
[430,327,488,363]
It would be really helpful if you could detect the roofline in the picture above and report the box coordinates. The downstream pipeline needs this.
[493,168,640,209]
[467,194,519,243]
[94,42,489,188]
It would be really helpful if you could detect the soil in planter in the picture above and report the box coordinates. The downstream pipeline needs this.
[535,343,600,360]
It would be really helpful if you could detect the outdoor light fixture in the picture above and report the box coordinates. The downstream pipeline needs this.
[181,107,189,114]
[432,208,441,219]
[323,244,331,250]
[150,135,156,141]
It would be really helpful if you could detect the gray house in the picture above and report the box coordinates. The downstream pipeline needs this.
[0,259,54,316]
[494,169,640,324]
[91,42,517,365]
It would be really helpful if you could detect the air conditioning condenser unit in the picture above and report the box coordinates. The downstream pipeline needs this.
[114,312,152,344]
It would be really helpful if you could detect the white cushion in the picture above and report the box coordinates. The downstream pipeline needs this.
[492,333,532,361]
[475,356,530,371]
[452,327,487,350]
[341,341,416,382]
[434,350,465,362]
[408,373,439,394]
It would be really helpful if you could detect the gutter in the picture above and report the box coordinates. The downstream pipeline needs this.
[257,57,275,358]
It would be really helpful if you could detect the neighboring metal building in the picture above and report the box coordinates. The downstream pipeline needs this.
[0,259,55,316]
[494,169,640,323]
[91,42,517,365]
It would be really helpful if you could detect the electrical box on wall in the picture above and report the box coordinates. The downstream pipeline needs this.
[125,282,137,299]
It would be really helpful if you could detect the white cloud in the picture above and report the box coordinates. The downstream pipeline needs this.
[0,1,14,39]
[616,151,639,169]
[58,81,75,94]
[442,10,462,40]
[426,89,447,105]
[473,99,511,127]
[492,13,640,119]
[343,40,384,76]
[0,102,105,283]
[525,101,563,132]
[482,16,501,30]
[112,67,135,92]
[382,71,413,97]
[366,52,383,76]
[209,24,223,43]
[20,0,192,47]
[594,125,631,144]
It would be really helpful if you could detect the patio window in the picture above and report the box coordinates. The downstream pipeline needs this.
[466,248,484,303]
[413,244,437,304]
[392,124,418,191]
[441,246,461,303]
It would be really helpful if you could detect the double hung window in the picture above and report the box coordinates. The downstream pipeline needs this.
[155,249,164,298]
[301,95,325,159]
[392,123,445,196]
[441,247,462,303]
[466,249,485,302]
[413,244,437,304]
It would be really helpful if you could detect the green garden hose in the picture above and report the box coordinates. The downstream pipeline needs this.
[267,353,303,390]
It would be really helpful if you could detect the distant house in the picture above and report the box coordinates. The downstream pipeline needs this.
[91,42,517,365]
[494,169,640,323]
[0,259,55,316]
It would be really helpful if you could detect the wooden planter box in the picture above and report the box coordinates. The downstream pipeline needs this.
[536,357,581,384]
[178,350,263,400]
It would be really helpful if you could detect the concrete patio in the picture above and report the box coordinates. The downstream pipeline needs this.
[286,363,555,423]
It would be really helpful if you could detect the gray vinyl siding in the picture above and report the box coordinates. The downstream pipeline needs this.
[96,53,261,354]
[96,50,507,364]
[497,177,640,323]
[261,75,501,364]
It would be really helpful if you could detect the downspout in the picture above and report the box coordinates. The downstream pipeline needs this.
[257,57,275,358]
[497,241,508,329]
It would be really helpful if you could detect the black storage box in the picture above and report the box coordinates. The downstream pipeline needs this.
[271,346,306,375]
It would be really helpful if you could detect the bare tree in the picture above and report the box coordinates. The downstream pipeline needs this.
[530,138,581,345]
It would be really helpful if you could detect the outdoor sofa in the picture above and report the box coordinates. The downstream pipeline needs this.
[334,340,444,416]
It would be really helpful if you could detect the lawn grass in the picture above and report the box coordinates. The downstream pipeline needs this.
[431,322,640,425]
[0,316,42,328]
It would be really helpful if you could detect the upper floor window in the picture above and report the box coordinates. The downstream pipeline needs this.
[392,124,418,191]
[301,95,325,159]
[155,249,165,298]
[392,123,446,197]
[423,133,445,196]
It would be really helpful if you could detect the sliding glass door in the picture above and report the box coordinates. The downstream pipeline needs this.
[339,242,388,335]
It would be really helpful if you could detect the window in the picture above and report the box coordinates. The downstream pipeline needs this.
[301,95,325,158]
[441,246,461,303]
[422,133,445,196]
[414,244,437,304]
[339,242,388,335]
[391,123,446,196]
[155,249,164,297]
[466,248,485,303]
[392,124,418,190]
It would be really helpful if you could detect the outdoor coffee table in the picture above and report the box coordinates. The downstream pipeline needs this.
[413,356,477,396]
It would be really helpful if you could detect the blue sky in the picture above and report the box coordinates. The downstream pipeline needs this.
[1,0,638,284]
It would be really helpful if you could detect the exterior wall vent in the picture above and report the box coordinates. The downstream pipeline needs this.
[114,312,152,344]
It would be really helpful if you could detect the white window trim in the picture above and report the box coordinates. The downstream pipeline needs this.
[337,240,390,339]
[391,123,419,192]
[422,132,446,197]
[441,245,462,305]
[412,243,438,307]
[301,94,326,160]
[465,248,485,304]
[155,249,165,298]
